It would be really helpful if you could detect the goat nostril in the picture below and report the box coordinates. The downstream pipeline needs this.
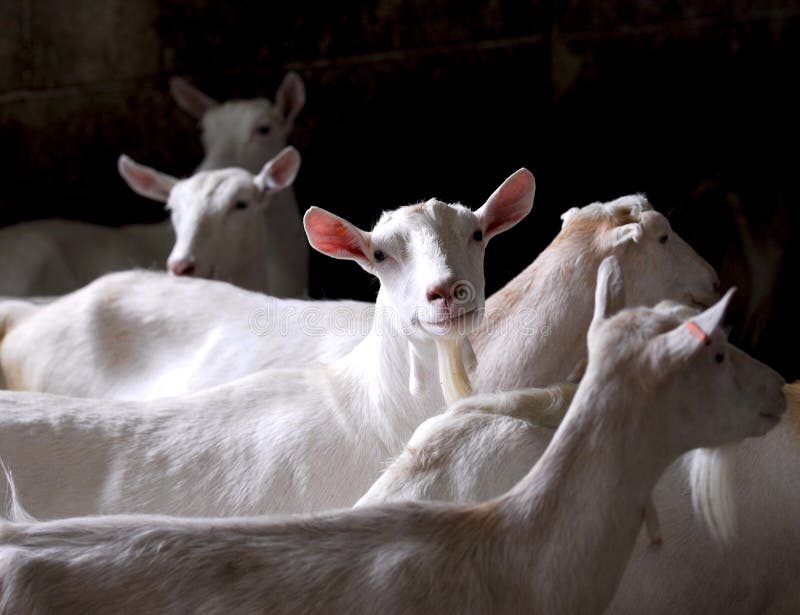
[169,260,195,276]
[426,284,451,304]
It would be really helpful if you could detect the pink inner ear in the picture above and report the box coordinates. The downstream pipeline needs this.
[120,158,174,201]
[484,197,529,236]
[481,169,535,237]
[266,149,300,188]
[305,212,366,259]
[128,167,159,192]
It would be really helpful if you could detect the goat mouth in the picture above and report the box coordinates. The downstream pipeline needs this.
[758,412,783,424]
[421,308,478,327]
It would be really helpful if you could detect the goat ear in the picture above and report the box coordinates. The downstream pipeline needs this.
[656,288,735,363]
[304,207,371,264]
[591,256,626,329]
[275,72,306,124]
[560,207,580,228]
[169,77,218,119]
[254,147,301,193]
[693,288,735,336]
[475,168,535,241]
[118,155,177,203]
[608,222,643,248]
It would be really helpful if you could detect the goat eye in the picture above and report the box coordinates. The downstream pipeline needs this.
[715,353,724,364]
[234,201,248,210]
[374,250,386,262]
[256,125,271,135]
[659,234,669,244]
[473,230,483,241]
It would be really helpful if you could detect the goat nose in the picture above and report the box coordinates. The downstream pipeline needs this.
[426,282,452,305]
[169,258,196,276]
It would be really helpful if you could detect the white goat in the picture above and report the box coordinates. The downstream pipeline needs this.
[358,298,797,613]
[0,169,534,519]
[357,382,579,506]
[469,195,719,392]
[171,73,308,296]
[0,257,783,615]
[603,383,800,614]
[0,214,177,297]
[1,274,371,399]
[0,73,306,298]
[0,195,718,400]
[357,300,764,523]
[171,73,305,176]
[117,146,300,293]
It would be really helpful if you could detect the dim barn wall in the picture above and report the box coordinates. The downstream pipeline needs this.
[1,1,798,376]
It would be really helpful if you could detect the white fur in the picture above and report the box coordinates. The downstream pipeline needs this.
[604,418,800,614]
[359,306,748,543]
[0,464,33,524]
[119,146,301,294]
[0,170,534,519]
[357,383,579,505]
[436,338,473,403]
[0,195,718,401]
[0,256,781,614]
[0,74,306,298]
[0,219,174,297]
[186,72,308,297]
[358,286,790,614]
[470,194,719,392]
[2,272,372,398]
[685,446,737,542]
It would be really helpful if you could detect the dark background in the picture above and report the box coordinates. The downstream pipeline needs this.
[1,1,798,377]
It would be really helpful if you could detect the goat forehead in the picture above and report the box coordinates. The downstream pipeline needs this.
[203,100,274,126]
[373,200,476,244]
[171,170,254,213]
[563,194,653,230]
[201,100,276,141]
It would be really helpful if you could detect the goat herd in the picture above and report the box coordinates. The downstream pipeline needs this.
[0,73,795,614]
